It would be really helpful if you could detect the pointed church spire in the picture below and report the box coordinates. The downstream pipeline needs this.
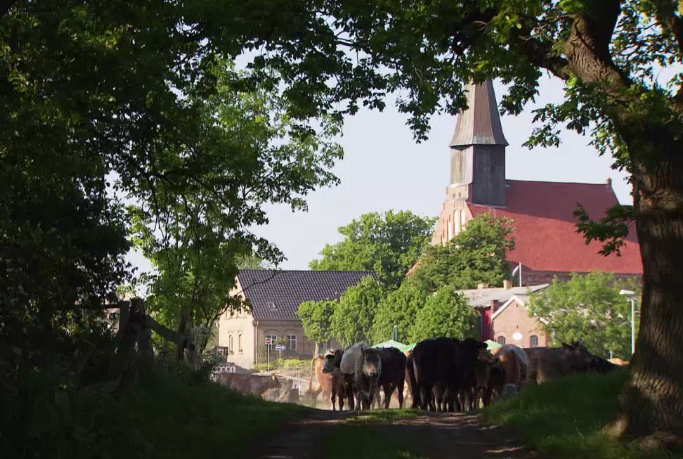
[450,80,508,147]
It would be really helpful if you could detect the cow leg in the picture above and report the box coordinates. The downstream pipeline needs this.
[420,384,431,411]
[383,384,392,409]
[397,381,404,409]
[331,387,337,411]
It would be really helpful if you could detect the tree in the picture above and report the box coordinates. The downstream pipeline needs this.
[130,61,341,357]
[530,272,641,360]
[412,213,515,292]
[330,276,385,347]
[411,288,479,342]
[4,0,682,441]
[310,211,436,288]
[298,299,336,354]
[371,279,429,344]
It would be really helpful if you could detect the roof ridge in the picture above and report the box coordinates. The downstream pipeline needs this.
[238,269,376,274]
[506,179,614,187]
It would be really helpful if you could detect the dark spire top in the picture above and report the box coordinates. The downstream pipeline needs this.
[449,80,509,147]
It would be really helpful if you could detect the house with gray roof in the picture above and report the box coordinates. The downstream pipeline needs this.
[217,269,375,370]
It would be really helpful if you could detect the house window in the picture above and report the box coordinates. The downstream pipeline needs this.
[238,334,243,353]
[288,334,297,351]
[228,335,234,354]
[530,335,539,348]
[266,334,277,350]
[497,336,506,345]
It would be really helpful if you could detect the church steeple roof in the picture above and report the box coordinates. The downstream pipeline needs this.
[449,80,509,147]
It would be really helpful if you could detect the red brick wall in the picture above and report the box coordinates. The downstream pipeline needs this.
[491,299,549,348]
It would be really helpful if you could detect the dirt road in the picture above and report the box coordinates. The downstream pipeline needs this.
[242,409,549,459]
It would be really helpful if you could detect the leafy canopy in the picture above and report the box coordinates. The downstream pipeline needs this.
[330,276,385,347]
[310,211,436,288]
[411,288,479,342]
[529,271,641,359]
[411,213,515,292]
[298,299,337,346]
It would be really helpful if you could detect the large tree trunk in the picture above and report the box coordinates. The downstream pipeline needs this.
[612,156,683,447]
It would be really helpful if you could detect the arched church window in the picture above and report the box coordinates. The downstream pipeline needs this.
[454,210,461,235]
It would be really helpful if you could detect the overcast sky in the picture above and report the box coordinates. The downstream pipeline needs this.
[126,74,635,275]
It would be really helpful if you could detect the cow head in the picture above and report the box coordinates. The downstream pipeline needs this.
[361,347,382,378]
[561,341,610,373]
[322,349,342,374]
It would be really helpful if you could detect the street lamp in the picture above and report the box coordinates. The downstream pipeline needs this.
[619,289,636,356]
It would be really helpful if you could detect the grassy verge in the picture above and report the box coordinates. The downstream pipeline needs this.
[2,369,307,459]
[480,370,675,459]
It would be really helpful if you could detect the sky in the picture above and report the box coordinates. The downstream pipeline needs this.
[125,74,634,275]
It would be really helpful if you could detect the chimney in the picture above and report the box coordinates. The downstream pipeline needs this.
[503,279,512,290]
[490,299,500,313]
[606,178,612,187]
[477,283,489,289]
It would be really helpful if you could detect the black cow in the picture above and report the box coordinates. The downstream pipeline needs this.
[373,347,407,409]
[410,337,487,412]
[322,348,355,410]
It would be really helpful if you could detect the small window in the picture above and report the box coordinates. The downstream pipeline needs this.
[454,210,461,235]
[530,335,539,348]
[228,335,234,354]
[288,334,297,351]
[266,334,277,350]
[238,334,243,353]
[497,336,506,345]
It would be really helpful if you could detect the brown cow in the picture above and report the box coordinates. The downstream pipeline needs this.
[306,355,328,405]
[459,348,495,411]
[525,341,616,384]
[218,373,281,397]
[322,349,353,410]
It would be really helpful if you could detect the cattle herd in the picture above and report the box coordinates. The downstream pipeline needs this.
[310,338,620,412]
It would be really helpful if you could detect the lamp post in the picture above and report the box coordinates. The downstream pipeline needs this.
[619,289,636,356]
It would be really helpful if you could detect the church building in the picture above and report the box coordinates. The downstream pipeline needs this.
[431,80,643,286]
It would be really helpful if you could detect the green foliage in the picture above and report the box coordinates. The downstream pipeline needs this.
[481,371,670,459]
[310,211,436,288]
[371,279,429,344]
[529,272,641,359]
[298,300,337,345]
[0,359,306,459]
[411,213,515,292]
[410,288,479,342]
[128,60,342,347]
[330,276,385,346]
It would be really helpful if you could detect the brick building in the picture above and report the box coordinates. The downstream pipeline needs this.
[431,80,643,285]
[217,270,374,370]
[459,281,551,347]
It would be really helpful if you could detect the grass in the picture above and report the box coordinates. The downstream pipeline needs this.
[319,410,426,459]
[2,367,308,459]
[480,370,677,459]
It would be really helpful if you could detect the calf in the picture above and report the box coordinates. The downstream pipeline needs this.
[459,348,495,411]
[411,337,487,412]
[218,373,281,397]
[340,343,382,410]
[321,349,352,410]
[372,347,407,409]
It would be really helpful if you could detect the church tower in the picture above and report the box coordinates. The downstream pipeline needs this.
[431,80,508,245]
[448,79,508,206]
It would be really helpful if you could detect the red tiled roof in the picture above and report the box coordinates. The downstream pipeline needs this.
[468,180,642,274]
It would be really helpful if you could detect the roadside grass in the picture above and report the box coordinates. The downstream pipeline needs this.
[481,370,676,459]
[2,368,308,459]
[347,408,421,424]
